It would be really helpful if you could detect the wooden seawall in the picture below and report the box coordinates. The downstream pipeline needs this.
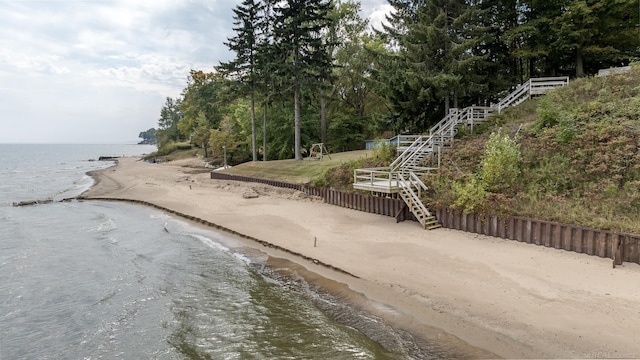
[210,172,640,266]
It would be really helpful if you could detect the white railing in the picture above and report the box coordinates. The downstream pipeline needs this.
[398,173,432,219]
[497,76,569,113]
[529,76,569,95]
[353,168,401,189]
[390,135,429,170]
[409,171,427,192]
[393,135,422,151]
[460,106,494,132]
[497,82,530,113]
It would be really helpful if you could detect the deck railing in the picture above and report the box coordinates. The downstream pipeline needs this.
[353,168,400,189]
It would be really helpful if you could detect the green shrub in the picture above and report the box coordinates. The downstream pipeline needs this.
[372,139,397,164]
[452,175,487,214]
[479,128,521,193]
[155,142,178,156]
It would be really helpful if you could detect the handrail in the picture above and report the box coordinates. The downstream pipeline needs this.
[353,168,399,189]
[398,173,432,219]
[497,82,530,113]
[409,171,427,191]
[390,135,430,170]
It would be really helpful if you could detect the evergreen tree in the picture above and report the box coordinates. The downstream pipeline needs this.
[218,0,266,161]
[380,0,489,131]
[270,0,335,160]
[554,0,639,77]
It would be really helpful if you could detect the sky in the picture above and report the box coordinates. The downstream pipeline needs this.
[0,0,393,144]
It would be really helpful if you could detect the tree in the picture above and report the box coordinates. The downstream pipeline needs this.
[319,0,368,145]
[179,70,225,149]
[219,0,267,161]
[554,0,639,77]
[156,97,183,148]
[138,128,156,145]
[270,0,335,160]
[192,111,212,157]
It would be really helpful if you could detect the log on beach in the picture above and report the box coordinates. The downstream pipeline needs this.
[12,199,53,207]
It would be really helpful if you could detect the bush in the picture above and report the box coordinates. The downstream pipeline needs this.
[479,128,522,193]
[452,175,487,214]
[371,139,397,164]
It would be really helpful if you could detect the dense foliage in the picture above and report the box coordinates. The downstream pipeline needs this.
[152,0,638,165]
[137,128,156,145]
[424,65,640,233]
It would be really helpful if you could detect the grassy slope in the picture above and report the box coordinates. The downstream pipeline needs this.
[424,65,640,233]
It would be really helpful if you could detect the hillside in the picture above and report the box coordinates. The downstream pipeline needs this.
[423,65,640,233]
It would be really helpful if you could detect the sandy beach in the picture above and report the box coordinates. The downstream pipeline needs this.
[81,157,640,359]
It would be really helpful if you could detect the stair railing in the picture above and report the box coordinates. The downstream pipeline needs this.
[398,173,432,219]
[497,81,530,113]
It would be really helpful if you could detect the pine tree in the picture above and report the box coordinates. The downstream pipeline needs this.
[218,0,266,161]
[270,0,335,160]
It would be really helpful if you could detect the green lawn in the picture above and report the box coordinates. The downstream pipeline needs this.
[219,149,373,184]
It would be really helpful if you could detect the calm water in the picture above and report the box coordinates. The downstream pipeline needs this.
[0,144,424,359]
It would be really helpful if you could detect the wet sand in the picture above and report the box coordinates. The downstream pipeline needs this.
[82,157,640,359]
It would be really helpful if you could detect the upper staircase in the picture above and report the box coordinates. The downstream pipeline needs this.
[354,76,569,229]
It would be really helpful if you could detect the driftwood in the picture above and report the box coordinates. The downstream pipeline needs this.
[12,199,53,207]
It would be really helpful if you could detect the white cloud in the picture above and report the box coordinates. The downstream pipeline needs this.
[367,4,395,32]
[0,0,383,144]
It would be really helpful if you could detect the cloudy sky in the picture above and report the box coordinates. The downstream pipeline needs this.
[0,0,392,144]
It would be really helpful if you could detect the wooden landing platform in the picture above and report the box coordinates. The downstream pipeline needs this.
[352,180,403,194]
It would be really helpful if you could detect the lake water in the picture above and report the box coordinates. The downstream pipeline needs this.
[0,144,435,359]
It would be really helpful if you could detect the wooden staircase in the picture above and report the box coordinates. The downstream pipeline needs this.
[397,172,441,229]
[354,77,569,229]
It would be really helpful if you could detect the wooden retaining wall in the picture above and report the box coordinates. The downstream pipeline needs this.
[435,208,640,266]
[210,172,415,221]
[210,172,640,266]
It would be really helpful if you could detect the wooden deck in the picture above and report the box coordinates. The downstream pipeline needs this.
[353,168,434,194]
[353,168,402,193]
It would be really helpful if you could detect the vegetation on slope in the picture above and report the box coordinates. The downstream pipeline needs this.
[423,65,640,233]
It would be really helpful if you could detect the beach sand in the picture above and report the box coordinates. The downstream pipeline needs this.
[82,157,640,359]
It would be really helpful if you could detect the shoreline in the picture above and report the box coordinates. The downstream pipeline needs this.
[81,157,640,359]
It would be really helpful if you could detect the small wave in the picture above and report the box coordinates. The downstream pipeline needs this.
[97,218,117,233]
[188,233,231,253]
[232,252,252,264]
[85,214,118,234]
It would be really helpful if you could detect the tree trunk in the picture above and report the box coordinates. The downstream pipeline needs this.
[453,90,458,109]
[250,93,257,161]
[263,102,267,162]
[294,86,302,160]
[576,47,585,78]
[444,94,450,115]
[320,91,327,145]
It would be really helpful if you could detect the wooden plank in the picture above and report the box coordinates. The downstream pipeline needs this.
[627,236,639,263]
[562,226,572,251]
[613,235,624,266]
[574,227,583,253]
[585,230,595,255]
[552,224,561,249]
[525,219,533,243]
